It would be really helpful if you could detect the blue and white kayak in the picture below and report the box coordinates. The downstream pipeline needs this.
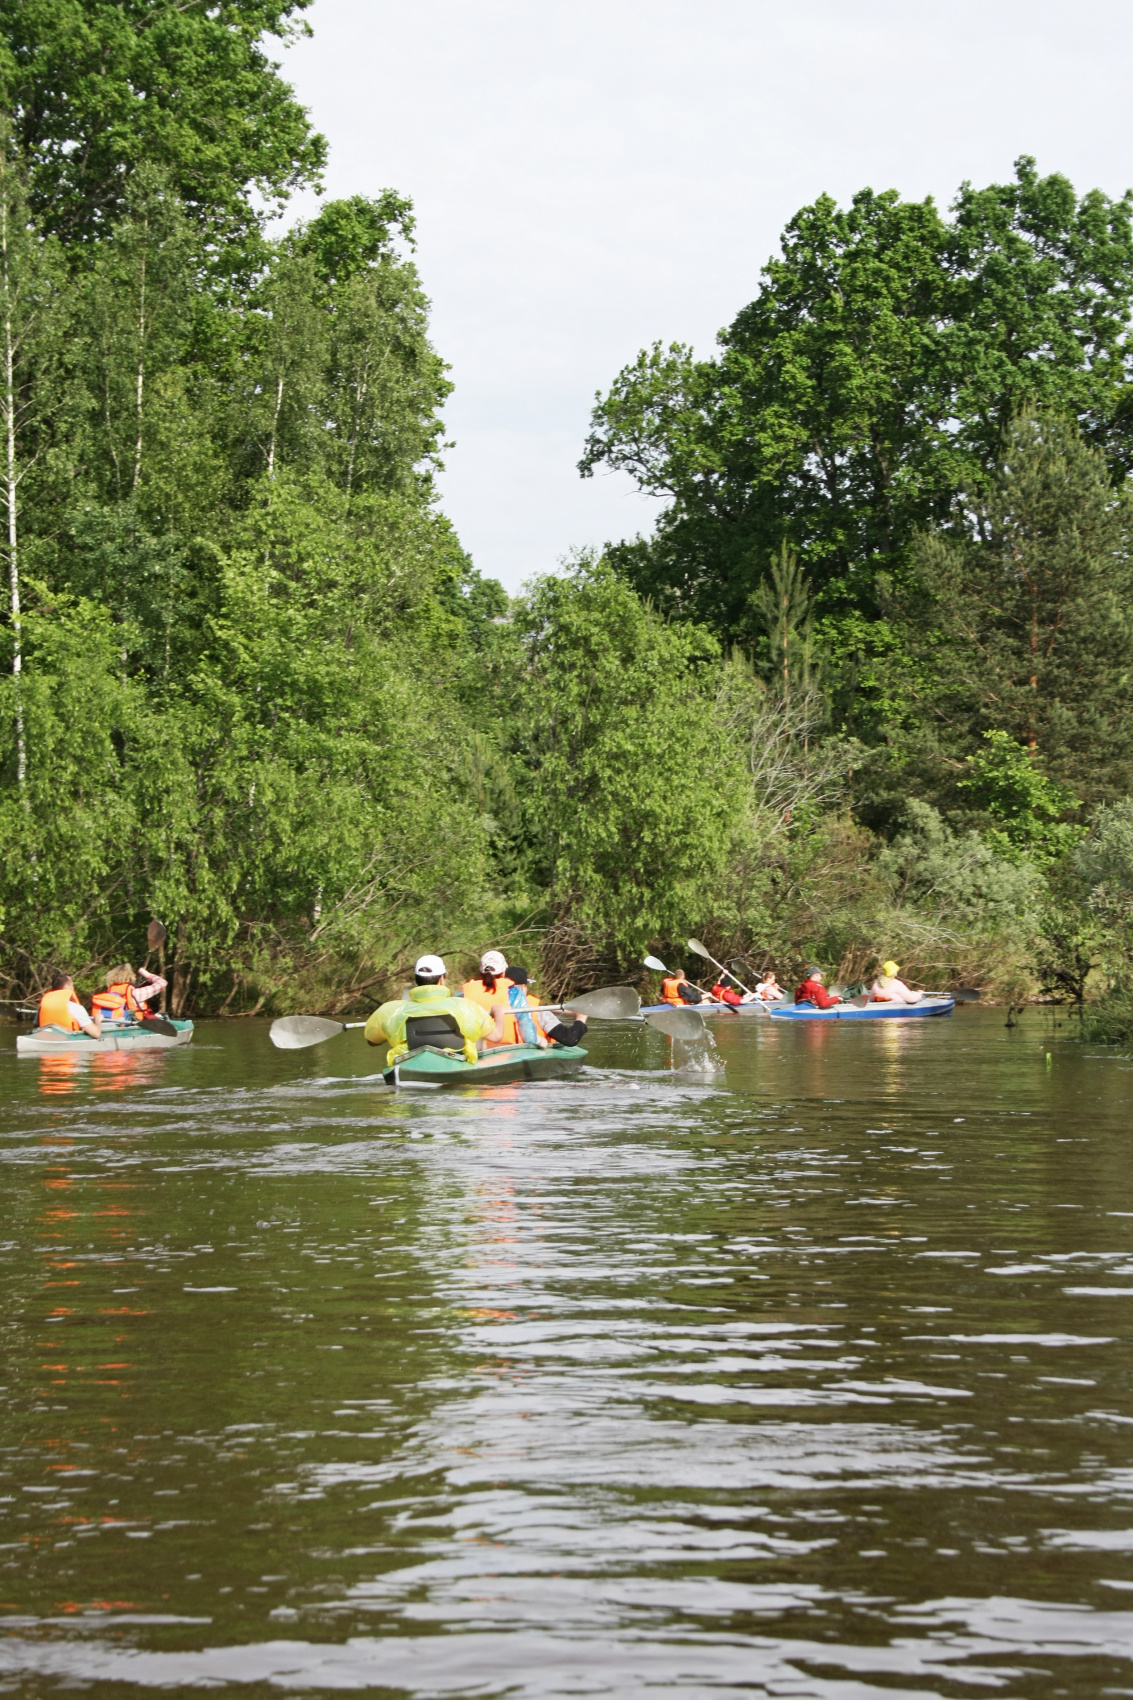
[768,998,955,1021]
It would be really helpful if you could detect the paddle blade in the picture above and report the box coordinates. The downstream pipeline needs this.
[147,918,167,951]
[646,1007,705,1039]
[686,937,712,961]
[269,1014,347,1050]
[141,1015,179,1037]
[643,955,669,973]
[565,985,641,1020]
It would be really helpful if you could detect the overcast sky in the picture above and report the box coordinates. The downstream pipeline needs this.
[282,0,1133,591]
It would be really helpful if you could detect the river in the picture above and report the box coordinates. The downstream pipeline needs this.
[2,1007,1132,1695]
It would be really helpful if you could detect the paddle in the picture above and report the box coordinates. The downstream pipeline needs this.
[269,1015,368,1050]
[642,955,731,1007]
[687,938,764,1006]
[537,986,642,1020]
[847,987,981,1009]
[139,1014,180,1037]
[645,1005,706,1040]
[270,984,643,1053]
[147,918,167,952]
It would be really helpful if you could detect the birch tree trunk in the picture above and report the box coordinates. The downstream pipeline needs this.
[0,145,26,795]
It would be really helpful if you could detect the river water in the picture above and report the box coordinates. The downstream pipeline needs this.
[2,1008,1133,1696]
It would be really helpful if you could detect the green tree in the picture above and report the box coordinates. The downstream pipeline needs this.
[0,132,68,794]
[897,415,1133,797]
[583,159,1133,638]
[512,557,742,968]
[0,0,325,256]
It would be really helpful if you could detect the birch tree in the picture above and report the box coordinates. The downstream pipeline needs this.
[0,132,64,794]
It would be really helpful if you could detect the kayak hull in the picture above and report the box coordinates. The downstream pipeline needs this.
[768,998,955,1021]
[640,1001,764,1016]
[384,1043,587,1087]
[17,1020,195,1055]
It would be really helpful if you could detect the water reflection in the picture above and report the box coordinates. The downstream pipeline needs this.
[0,1010,1131,1697]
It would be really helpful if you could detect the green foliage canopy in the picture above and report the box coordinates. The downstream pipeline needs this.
[583,159,1133,637]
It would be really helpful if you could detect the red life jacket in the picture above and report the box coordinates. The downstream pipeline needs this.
[712,982,743,1006]
[38,988,83,1031]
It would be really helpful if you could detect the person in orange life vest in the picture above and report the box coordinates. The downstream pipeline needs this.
[755,972,784,1001]
[38,972,102,1037]
[793,967,842,1009]
[462,950,519,1043]
[91,963,167,1024]
[660,968,706,1006]
[506,966,589,1048]
[870,960,924,1004]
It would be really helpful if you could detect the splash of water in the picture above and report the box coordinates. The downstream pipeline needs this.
[673,1029,726,1075]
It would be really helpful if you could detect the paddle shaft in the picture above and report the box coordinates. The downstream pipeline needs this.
[687,939,757,998]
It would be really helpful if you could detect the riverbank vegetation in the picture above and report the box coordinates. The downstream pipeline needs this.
[2,2,1132,1023]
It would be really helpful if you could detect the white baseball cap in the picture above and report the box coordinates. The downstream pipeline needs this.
[480,950,508,975]
[415,954,446,977]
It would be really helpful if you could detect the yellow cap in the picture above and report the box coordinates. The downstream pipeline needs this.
[882,960,899,978]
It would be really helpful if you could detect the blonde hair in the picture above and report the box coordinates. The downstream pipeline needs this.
[104,964,136,988]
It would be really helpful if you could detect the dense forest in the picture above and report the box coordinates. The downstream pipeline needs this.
[2,1,1133,1030]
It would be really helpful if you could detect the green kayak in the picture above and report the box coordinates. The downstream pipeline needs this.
[383,1042,587,1088]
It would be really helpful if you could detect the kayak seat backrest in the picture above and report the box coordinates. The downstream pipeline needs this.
[404,1013,465,1051]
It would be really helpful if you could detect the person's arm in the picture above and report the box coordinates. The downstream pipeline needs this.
[364,1006,391,1047]
[487,1001,508,1043]
[133,969,167,1006]
[71,1000,102,1038]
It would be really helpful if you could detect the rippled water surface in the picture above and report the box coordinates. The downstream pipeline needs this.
[2,1009,1133,1696]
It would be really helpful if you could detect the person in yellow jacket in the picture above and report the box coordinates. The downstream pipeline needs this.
[38,972,102,1037]
[365,954,507,1067]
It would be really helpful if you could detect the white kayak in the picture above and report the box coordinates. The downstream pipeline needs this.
[17,1019,195,1055]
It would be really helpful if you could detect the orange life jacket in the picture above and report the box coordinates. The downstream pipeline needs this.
[461,976,516,1045]
[38,988,84,1031]
[91,982,142,1022]
[661,976,684,1006]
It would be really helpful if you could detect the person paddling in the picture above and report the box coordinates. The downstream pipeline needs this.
[507,966,588,1049]
[870,961,924,1005]
[462,949,520,1042]
[91,964,167,1025]
[661,968,705,1006]
[38,972,102,1038]
[710,978,745,1007]
[793,967,842,1009]
[755,972,784,1002]
[365,955,506,1068]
